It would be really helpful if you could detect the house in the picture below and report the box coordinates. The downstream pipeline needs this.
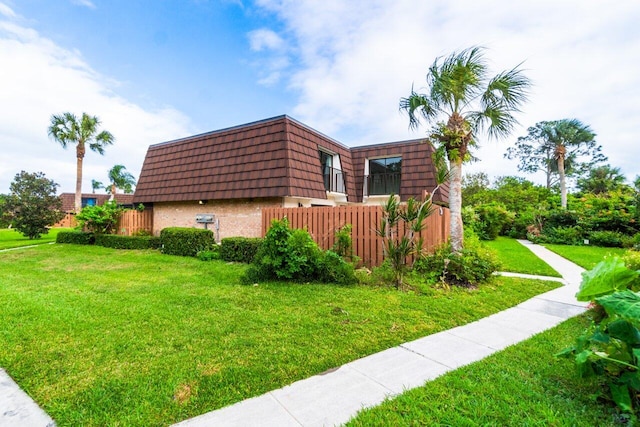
[59,193,135,212]
[55,192,136,227]
[133,115,447,239]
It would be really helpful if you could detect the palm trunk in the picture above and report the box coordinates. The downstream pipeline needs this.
[449,158,464,252]
[75,155,83,212]
[558,155,567,209]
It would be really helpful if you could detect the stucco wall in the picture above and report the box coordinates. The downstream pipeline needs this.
[152,198,282,240]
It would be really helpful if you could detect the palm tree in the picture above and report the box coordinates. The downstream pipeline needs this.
[107,164,136,200]
[91,179,104,194]
[400,47,530,252]
[577,164,626,195]
[48,112,114,212]
[542,119,596,208]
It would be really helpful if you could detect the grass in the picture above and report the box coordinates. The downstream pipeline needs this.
[0,227,70,250]
[346,314,622,426]
[483,237,561,277]
[0,244,561,426]
[543,244,629,269]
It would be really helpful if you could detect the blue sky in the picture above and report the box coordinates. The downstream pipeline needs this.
[1,1,639,194]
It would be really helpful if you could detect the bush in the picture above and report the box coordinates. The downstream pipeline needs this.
[473,203,514,240]
[317,250,357,285]
[415,233,499,287]
[197,249,220,261]
[94,234,161,250]
[505,209,538,239]
[56,230,95,245]
[331,224,354,261]
[243,218,355,285]
[75,201,123,234]
[542,209,580,230]
[160,227,215,257]
[220,237,263,263]
[531,226,585,246]
[354,262,396,287]
[588,230,631,248]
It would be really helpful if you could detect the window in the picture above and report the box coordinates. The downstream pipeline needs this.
[81,197,97,208]
[319,150,346,193]
[368,156,401,195]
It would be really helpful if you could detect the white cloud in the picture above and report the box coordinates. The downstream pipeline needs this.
[70,0,96,9]
[0,2,16,18]
[248,28,284,52]
[0,14,192,193]
[254,0,640,183]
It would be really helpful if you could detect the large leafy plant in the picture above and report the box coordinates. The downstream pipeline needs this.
[559,257,640,415]
[376,196,433,289]
[75,201,123,234]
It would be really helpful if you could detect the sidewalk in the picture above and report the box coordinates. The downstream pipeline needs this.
[172,241,588,427]
[0,241,588,427]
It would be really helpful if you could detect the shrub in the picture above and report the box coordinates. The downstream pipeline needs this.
[377,196,434,288]
[56,230,95,245]
[94,234,161,250]
[531,226,585,246]
[331,224,354,261]
[415,232,500,287]
[317,250,357,285]
[160,227,215,257]
[75,201,123,234]
[632,233,640,251]
[473,203,514,240]
[220,237,263,263]
[243,218,355,285]
[197,249,219,261]
[542,209,580,231]
[355,262,396,287]
[588,230,630,248]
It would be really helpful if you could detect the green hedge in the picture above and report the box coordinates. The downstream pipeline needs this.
[95,234,161,250]
[160,227,215,257]
[220,237,263,263]
[56,230,95,245]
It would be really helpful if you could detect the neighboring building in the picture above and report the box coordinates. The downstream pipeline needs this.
[59,193,135,212]
[133,115,448,239]
[55,192,135,227]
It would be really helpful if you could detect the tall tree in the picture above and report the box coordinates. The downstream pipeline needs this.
[106,164,136,199]
[505,120,605,195]
[577,164,627,195]
[91,179,104,194]
[48,112,115,212]
[400,46,530,252]
[5,171,64,239]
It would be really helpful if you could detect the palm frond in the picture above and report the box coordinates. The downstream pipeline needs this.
[399,88,437,130]
[482,65,531,112]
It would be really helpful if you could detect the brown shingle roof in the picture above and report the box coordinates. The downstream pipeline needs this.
[133,115,447,205]
[59,193,135,212]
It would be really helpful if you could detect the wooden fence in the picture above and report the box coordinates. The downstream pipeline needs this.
[116,208,153,236]
[54,208,153,236]
[262,205,450,267]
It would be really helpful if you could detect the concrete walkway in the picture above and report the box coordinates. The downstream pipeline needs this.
[0,240,588,427]
[0,369,55,427]
[172,241,588,427]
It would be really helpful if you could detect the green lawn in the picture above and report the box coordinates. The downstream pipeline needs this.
[543,244,628,269]
[0,244,561,426]
[346,314,620,426]
[0,227,70,250]
[483,237,561,277]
